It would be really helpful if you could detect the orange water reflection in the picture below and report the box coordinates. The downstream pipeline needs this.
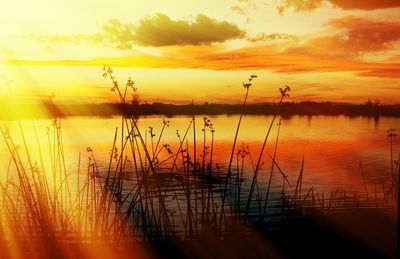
[1,115,398,194]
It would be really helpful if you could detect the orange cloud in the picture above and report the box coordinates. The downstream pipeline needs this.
[6,46,400,78]
[330,0,400,10]
[278,0,400,13]
[325,16,400,53]
[194,46,400,78]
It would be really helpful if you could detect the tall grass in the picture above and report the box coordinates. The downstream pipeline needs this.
[0,68,397,258]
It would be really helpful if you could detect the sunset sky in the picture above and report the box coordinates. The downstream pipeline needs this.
[0,0,399,104]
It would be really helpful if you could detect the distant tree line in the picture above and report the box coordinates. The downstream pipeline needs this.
[2,101,400,119]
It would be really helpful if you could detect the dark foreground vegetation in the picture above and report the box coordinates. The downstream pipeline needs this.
[0,69,398,258]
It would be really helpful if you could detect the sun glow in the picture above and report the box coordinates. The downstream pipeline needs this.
[0,1,399,104]
[0,2,400,258]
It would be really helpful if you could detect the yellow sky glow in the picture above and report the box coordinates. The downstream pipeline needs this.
[0,0,399,104]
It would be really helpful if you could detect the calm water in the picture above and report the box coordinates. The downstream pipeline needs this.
[1,115,399,195]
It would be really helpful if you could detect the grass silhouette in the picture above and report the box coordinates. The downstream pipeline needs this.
[0,67,397,258]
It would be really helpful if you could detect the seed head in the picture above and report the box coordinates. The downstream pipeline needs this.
[279,85,291,97]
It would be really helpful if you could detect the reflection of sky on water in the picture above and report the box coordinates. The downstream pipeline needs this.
[1,115,399,195]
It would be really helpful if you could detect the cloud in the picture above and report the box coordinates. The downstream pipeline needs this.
[277,0,400,13]
[277,0,323,13]
[192,45,400,78]
[132,13,244,46]
[330,0,400,10]
[231,5,247,15]
[230,0,258,15]
[31,14,244,48]
[101,19,136,49]
[6,45,400,78]
[304,16,400,55]
[247,33,296,42]
[30,19,136,49]
[357,67,400,78]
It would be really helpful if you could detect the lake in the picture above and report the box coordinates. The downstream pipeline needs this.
[1,114,399,196]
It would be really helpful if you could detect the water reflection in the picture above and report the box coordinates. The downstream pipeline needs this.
[1,115,398,195]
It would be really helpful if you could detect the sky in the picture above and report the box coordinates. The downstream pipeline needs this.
[0,0,399,104]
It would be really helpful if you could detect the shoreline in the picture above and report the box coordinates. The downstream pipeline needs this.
[2,102,400,119]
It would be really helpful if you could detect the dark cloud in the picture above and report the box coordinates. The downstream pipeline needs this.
[132,14,244,46]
